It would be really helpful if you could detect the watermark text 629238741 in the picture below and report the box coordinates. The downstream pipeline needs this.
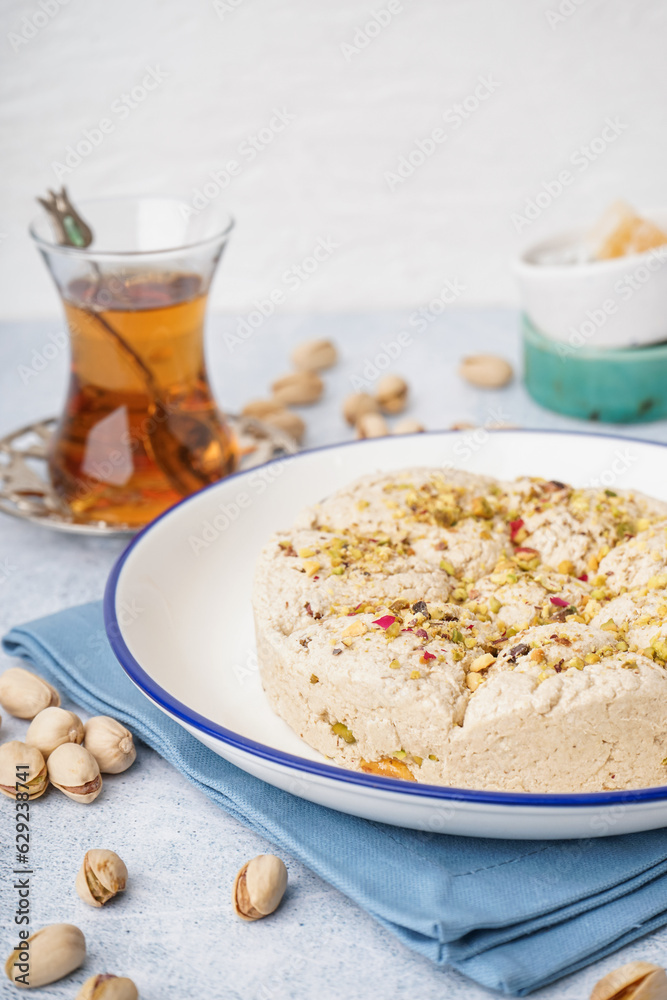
[9,763,33,987]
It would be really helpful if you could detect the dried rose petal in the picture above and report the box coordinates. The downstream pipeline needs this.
[550,597,570,608]
[578,573,588,582]
[509,518,524,539]
[415,628,429,639]
[422,651,436,661]
[373,615,397,630]
[515,546,538,556]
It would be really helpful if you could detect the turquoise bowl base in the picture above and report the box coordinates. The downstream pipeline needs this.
[522,315,667,424]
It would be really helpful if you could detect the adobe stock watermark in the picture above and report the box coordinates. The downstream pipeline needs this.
[51,66,169,182]
[18,329,68,386]
[340,0,403,62]
[188,455,295,554]
[585,448,637,490]
[8,0,71,53]
[180,108,296,220]
[349,278,466,390]
[545,0,589,29]
[224,236,340,353]
[384,75,500,191]
[445,407,513,465]
[512,117,627,233]
[556,246,667,358]
[211,0,246,19]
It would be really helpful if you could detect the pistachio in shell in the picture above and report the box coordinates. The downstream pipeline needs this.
[75,975,139,999]
[76,849,128,907]
[47,742,102,803]
[233,854,288,921]
[0,667,60,719]
[83,716,136,774]
[0,740,48,800]
[590,961,667,1000]
[26,706,84,759]
[4,923,85,988]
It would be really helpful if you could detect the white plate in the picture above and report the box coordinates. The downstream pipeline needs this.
[105,430,667,839]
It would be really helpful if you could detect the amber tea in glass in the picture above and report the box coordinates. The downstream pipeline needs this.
[31,197,238,528]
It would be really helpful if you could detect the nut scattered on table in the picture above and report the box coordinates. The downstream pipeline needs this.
[342,392,379,426]
[241,399,286,420]
[393,417,425,435]
[26,706,84,759]
[271,371,324,406]
[0,740,48,800]
[259,408,305,444]
[76,849,128,907]
[590,961,667,1000]
[233,854,288,921]
[376,374,408,414]
[0,666,60,719]
[76,974,139,999]
[458,354,513,388]
[4,923,85,988]
[83,715,136,774]
[356,412,389,439]
[291,338,338,372]
[47,742,102,803]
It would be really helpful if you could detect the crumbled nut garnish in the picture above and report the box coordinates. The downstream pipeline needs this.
[410,670,421,679]
[470,653,495,672]
[389,659,400,669]
[331,723,356,743]
[310,674,319,684]
[466,673,484,691]
[411,600,429,617]
[508,643,530,662]
[332,648,343,655]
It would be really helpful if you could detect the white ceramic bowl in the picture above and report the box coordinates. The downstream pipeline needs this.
[515,212,667,349]
[105,429,667,839]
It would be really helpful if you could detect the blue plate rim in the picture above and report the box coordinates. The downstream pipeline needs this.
[103,428,667,809]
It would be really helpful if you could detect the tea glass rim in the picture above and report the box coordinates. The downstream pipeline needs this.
[29,194,235,260]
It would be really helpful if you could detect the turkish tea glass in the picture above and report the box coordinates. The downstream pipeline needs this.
[30,196,239,529]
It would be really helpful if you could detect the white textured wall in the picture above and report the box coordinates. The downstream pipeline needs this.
[0,0,665,318]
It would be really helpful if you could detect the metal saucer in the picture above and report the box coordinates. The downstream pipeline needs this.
[0,415,298,536]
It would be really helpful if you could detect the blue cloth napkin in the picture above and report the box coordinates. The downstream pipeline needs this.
[4,602,667,996]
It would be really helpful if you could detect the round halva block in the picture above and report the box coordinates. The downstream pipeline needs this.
[252,466,667,792]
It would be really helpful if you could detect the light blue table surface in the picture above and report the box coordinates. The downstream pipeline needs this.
[0,309,666,1000]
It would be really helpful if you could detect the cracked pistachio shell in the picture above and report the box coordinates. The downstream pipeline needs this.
[271,371,323,406]
[5,923,85,988]
[83,716,136,774]
[26,706,84,759]
[342,392,379,426]
[591,962,667,1000]
[0,667,60,719]
[76,975,139,999]
[233,854,288,921]
[356,412,389,439]
[47,742,102,803]
[76,849,128,907]
[376,374,408,414]
[290,338,338,372]
[0,740,48,800]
